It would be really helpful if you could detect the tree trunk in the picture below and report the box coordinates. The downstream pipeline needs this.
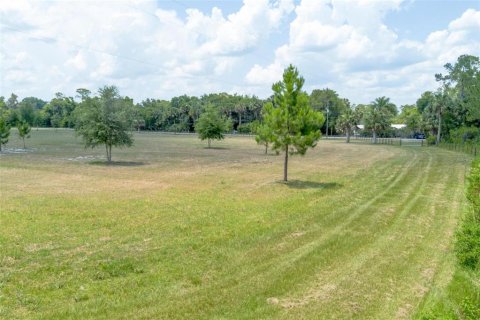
[265,143,268,155]
[23,138,26,149]
[105,144,112,162]
[283,145,289,182]
[346,130,350,143]
[436,112,442,145]
[238,113,242,127]
[208,138,211,148]
[372,131,377,144]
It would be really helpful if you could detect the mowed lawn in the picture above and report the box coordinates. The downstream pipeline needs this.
[0,129,471,319]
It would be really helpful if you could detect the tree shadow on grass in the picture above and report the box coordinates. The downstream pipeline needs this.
[283,180,341,190]
[89,160,147,167]
[203,147,230,150]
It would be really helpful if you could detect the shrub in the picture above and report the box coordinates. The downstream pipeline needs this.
[237,123,253,134]
[426,135,436,145]
[456,221,480,270]
[467,158,480,218]
[456,158,480,270]
[449,126,480,145]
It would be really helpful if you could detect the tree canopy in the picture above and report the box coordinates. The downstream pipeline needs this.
[364,97,394,144]
[263,64,324,181]
[0,116,10,151]
[336,102,360,143]
[17,121,31,149]
[74,86,134,162]
[195,106,231,148]
[0,54,478,146]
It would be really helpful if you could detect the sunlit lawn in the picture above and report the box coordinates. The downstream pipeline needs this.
[0,129,469,319]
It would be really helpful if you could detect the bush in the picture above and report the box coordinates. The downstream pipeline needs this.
[456,158,480,270]
[426,135,436,145]
[456,221,480,270]
[467,158,480,218]
[449,126,480,145]
[237,123,253,134]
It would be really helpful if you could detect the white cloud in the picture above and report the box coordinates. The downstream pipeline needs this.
[0,0,294,99]
[1,0,479,106]
[245,0,480,105]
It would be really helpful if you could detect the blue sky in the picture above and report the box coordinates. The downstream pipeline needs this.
[1,0,479,106]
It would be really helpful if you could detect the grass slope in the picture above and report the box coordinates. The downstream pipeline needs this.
[0,129,470,319]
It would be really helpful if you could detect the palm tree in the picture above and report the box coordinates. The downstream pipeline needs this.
[364,97,394,144]
[430,88,453,145]
[336,104,360,143]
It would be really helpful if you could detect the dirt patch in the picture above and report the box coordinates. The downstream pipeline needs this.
[279,283,337,309]
[24,242,55,252]
[395,303,413,319]
[421,268,435,281]
[267,297,279,305]
[413,284,428,297]
[290,231,305,238]
[1,256,16,266]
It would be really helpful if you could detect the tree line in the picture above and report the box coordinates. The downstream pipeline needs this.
[0,54,478,158]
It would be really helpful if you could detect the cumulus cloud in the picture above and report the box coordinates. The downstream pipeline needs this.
[0,0,294,99]
[246,0,480,105]
[1,0,479,105]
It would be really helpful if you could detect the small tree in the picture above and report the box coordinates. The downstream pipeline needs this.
[336,102,360,143]
[254,121,274,154]
[431,88,453,145]
[263,65,324,181]
[364,97,393,144]
[74,86,134,162]
[195,106,230,148]
[17,121,31,149]
[0,117,10,151]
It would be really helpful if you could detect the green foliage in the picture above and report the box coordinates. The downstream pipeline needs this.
[456,159,480,270]
[416,269,480,320]
[336,102,361,142]
[44,92,77,128]
[17,121,31,149]
[449,126,480,145]
[456,222,480,270]
[309,88,347,135]
[254,120,274,154]
[263,64,324,181]
[467,158,480,219]
[437,54,480,124]
[426,135,436,145]
[237,122,253,134]
[364,97,393,143]
[195,106,231,147]
[74,86,134,162]
[0,116,11,151]
[396,104,426,136]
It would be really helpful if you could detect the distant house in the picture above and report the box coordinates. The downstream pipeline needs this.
[356,124,406,130]
[354,124,407,137]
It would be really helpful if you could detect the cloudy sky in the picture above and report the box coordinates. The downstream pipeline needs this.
[1,0,479,106]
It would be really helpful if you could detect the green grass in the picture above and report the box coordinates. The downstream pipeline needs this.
[0,129,471,319]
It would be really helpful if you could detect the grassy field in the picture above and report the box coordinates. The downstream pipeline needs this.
[0,129,471,319]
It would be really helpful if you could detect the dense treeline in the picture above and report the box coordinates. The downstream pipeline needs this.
[0,54,478,145]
